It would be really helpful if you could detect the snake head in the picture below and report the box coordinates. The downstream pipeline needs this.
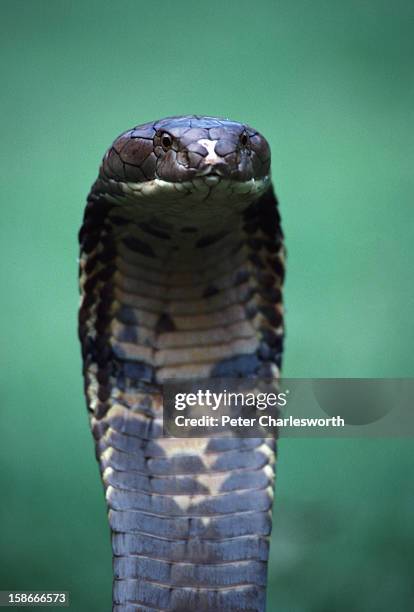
[101,115,271,186]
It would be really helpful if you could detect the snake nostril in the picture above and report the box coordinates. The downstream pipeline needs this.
[177,150,190,168]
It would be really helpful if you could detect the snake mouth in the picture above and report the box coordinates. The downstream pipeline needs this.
[119,173,271,193]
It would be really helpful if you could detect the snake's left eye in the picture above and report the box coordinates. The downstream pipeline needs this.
[240,132,250,147]
[161,133,173,149]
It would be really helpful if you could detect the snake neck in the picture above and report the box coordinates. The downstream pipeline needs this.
[78,182,284,612]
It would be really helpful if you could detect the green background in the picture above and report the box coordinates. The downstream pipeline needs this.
[1,1,413,610]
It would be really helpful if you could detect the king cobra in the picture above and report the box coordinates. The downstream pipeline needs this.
[78,115,285,611]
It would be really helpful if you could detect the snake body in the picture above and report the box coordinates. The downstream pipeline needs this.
[78,115,285,611]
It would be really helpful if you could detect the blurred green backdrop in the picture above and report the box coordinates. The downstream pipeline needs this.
[1,1,413,610]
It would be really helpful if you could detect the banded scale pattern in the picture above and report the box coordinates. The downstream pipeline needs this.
[78,116,285,611]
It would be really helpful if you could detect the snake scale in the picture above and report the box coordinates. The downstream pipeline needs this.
[78,115,285,611]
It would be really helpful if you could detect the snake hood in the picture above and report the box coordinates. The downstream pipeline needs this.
[79,115,284,611]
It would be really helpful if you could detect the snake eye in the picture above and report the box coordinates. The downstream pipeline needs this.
[161,133,173,149]
[240,131,249,148]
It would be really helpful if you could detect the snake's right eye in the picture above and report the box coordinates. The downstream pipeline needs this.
[161,133,173,149]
